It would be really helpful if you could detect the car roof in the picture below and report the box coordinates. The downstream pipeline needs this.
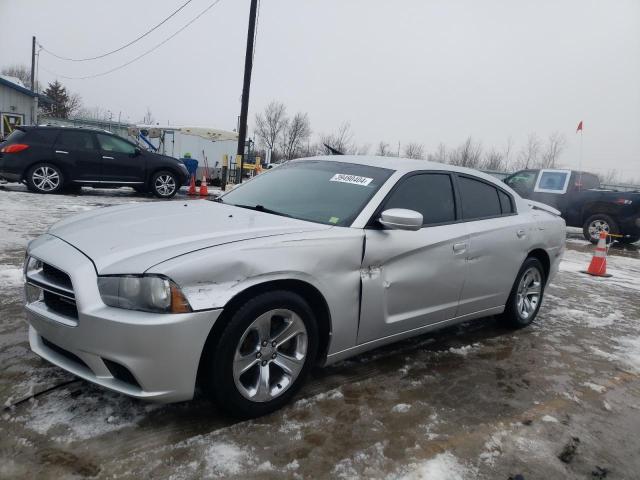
[294,155,503,184]
[23,125,113,135]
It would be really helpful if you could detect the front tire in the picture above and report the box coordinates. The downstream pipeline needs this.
[151,170,178,198]
[204,291,318,418]
[583,214,618,243]
[26,163,64,194]
[500,257,545,328]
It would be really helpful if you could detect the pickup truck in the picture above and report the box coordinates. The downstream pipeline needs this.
[503,169,640,244]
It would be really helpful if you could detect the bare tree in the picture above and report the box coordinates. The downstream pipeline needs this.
[142,107,155,125]
[255,101,288,153]
[1,64,40,91]
[404,142,425,159]
[280,112,311,160]
[540,132,567,168]
[320,122,356,154]
[376,142,392,156]
[427,143,448,163]
[67,93,83,118]
[481,149,505,171]
[448,137,483,168]
[599,169,619,185]
[517,133,541,169]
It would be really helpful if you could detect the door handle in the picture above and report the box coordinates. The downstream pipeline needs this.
[453,242,468,254]
[102,156,114,160]
[55,150,68,155]
[516,229,526,238]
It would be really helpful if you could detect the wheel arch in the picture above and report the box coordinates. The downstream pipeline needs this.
[527,248,550,280]
[580,202,619,224]
[196,278,332,388]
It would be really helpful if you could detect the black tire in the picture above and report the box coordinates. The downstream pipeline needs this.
[583,214,619,244]
[500,257,546,329]
[150,170,179,198]
[25,163,64,194]
[203,290,319,418]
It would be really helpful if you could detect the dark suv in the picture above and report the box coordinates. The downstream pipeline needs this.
[0,126,189,198]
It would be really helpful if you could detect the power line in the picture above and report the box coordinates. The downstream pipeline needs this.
[39,0,224,80]
[40,0,195,62]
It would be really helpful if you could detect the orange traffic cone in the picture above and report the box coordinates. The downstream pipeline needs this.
[187,174,196,195]
[583,231,612,277]
[199,175,209,196]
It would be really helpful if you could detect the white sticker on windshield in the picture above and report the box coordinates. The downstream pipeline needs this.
[330,174,373,186]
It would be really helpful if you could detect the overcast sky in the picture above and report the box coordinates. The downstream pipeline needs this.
[1,0,639,177]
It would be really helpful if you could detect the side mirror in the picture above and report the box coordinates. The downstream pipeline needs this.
[379,209,423,231]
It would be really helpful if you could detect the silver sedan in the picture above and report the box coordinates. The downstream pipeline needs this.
[23,156,565,417]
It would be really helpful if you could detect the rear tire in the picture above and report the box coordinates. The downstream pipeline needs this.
[151,170,178,198]
[203,290,318,418]
[26,163,64,194]
[500,257,545,329]
[583,214,619,243]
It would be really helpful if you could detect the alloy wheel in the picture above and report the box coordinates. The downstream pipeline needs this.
[32,166,60,192]
[155,174,176,196]
[588,219,610,241]
[233,309,308,402]
[516,267,542,320]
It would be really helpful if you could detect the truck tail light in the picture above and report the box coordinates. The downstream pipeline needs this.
[0,144,29,153]
[614,198,633,205]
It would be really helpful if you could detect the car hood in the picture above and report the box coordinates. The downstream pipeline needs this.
[48,200,331,275]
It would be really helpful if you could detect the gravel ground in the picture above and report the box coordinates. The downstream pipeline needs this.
[1,184,639,479]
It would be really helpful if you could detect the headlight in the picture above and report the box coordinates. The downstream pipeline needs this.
[24,256,43,277]
[97,275,192,314]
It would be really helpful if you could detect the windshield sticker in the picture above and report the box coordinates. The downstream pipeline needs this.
[329,216,340,224]
[330,174,373,186]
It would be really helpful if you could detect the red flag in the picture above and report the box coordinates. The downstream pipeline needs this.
[576,120,583,132]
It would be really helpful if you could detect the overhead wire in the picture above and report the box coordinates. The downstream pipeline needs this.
[39,0,224,80]
[39,0,195,62]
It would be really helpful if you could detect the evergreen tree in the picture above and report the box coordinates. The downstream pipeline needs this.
[41,81,71,118]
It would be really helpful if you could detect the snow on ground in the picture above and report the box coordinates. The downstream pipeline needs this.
[0,265,23,289]
[396,452,474,480]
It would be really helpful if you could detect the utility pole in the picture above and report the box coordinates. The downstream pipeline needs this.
[31,36,37,125]
[236,0,258,184]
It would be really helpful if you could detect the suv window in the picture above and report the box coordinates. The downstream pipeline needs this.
[383,173,456,225]
[55,130,95,150]
[505,170,537,194]
[97,134,136,154]
[26,129,59,145]
[458,176,501,220]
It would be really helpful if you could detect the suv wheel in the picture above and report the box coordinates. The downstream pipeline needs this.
[583,214,618,243]
[500,257,545,328]
[26,163,64,194]
[204,291,318,418]
[151,170,178,198]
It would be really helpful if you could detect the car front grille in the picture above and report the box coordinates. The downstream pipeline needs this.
[27,261,78,319]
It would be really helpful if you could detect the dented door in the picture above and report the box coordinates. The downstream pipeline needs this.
[357,224,469,344]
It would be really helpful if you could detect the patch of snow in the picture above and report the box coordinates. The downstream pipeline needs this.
[0,265,23,290]
[392,403,411,413]
[397,452,474,480]
[448,343,480,356]
[582,382,606,393]
[541,415,559,423]
[479,431,505,465]
[203,442,250,476]
[286,459,300,471]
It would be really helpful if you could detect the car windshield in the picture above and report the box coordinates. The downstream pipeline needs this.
[219,160,393,226]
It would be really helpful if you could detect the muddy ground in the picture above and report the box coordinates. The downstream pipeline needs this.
[1,184,639,479]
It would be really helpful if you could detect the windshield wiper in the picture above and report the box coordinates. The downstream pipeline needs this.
[231,204,291,218]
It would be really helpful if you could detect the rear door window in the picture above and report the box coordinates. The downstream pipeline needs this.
[383,173,456,225]
[96,134,136,154]
[26,129,59,146]
[498,190,514,214]
[55,130,95,150]
[534,169,571,194]
[458,176,501,220]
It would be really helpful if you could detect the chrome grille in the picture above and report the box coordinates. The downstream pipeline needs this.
[26,261,78,319]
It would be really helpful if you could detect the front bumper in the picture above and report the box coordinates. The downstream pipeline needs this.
[25,234,222,402]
